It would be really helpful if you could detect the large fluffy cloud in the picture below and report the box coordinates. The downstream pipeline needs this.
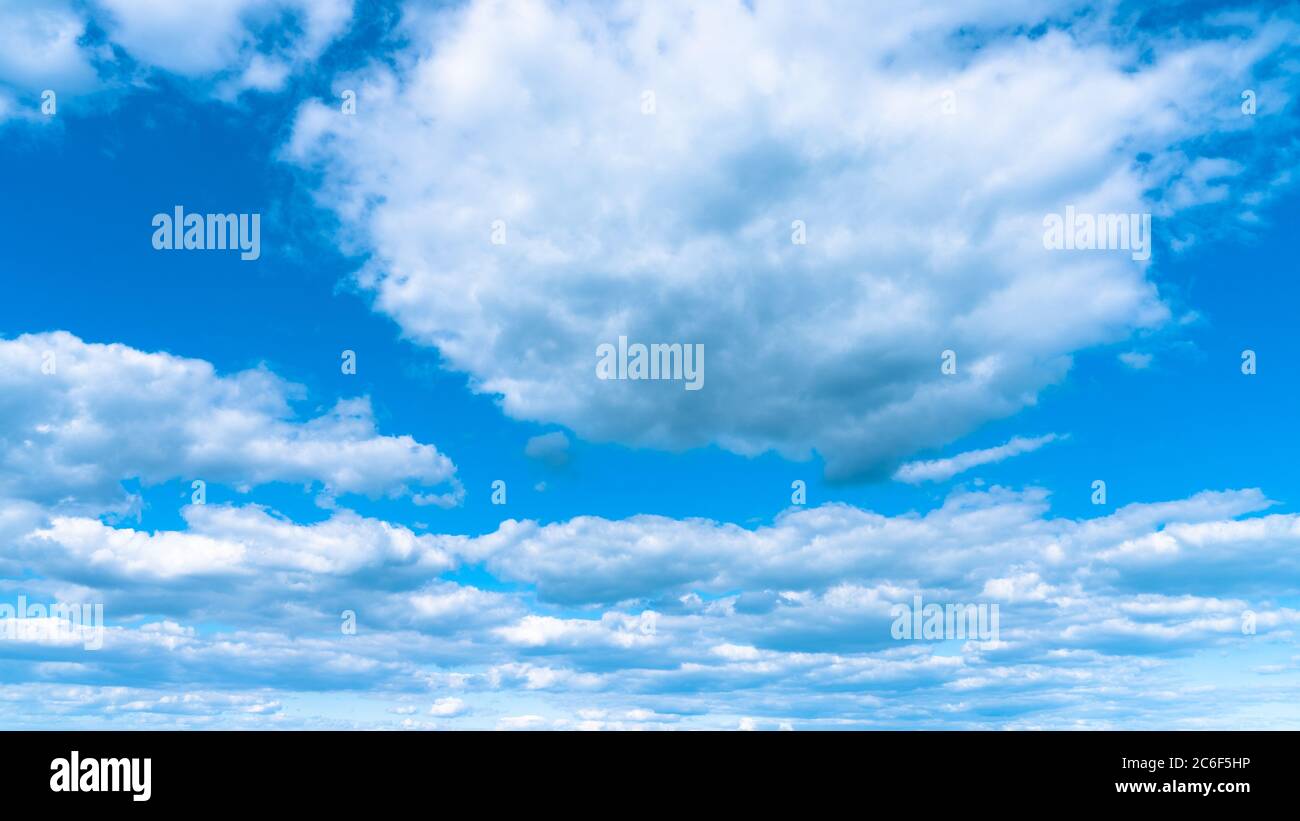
[285,0,1297,479]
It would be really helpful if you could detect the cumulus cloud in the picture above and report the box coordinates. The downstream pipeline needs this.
[284,0,1298,479]
[23,504,457,582]
[894,434,1062,483]
[0,332,462,510]
[0,684,285,727]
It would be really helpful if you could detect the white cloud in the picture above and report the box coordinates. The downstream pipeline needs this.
[496,714,548,730]
[0,332,461,510]
[284,0,1297,479]
[0,0,357,121]
[894,434,1062,483]
[0,343,1289,727]
[980,572,1054,603]
[494,612,658,650]
[455,487,1282,606]
[523,431,569,467]
[391,581,520,632]
[429,696,467,717]
[0,0,99,94]
[4,484,1300,727]
[25,504,456,581]
[1119,351,1154,369]
[5,1,1300,730]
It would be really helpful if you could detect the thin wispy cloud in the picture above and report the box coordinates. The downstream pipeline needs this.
[894,434,1064,484]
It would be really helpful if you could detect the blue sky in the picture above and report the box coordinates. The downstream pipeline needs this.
[1,0,1299,729]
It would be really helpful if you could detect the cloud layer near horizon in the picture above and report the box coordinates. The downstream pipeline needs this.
[5,480,1300,728]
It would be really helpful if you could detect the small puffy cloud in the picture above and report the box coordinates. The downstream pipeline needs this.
[523,431,569,468]
[0,0,357,122]
[1119,351,1155,370]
